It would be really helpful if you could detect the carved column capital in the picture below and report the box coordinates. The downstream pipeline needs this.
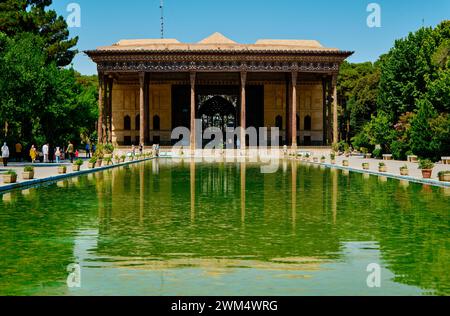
[292,72,298,86]
[240,71,247,86]
[190,72,196,87]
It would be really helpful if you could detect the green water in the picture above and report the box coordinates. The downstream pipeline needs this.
[0,159,449,296]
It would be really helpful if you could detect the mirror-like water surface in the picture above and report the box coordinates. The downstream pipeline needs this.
[0,159,449,295]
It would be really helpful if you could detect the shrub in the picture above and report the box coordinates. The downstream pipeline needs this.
[373,148,382,159]
[321,155,326,160]
[74,159,84,166]
[438,171,450,177]
[379,162,386,167]
[400,164,408,170]
[24,166,34,172]
[103,143,114,154]
[330,153,336,160]
[121,155,126,160]
[94,144,104,159]
[418,159,434,170]
[6,170,17,176]
[89,157,97,164]
[59,166,67,171]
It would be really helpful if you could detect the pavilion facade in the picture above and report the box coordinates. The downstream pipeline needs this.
[86,32,353,149]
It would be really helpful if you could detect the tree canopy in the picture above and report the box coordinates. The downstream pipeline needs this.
[339,20,450,161]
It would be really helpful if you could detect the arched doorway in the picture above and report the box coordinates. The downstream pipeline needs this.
[198,95,237,147]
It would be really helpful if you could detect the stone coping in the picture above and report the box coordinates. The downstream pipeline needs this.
[295,159,450,188]
[0,157,155,193]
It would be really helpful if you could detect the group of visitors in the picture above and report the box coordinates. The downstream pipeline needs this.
[0,141,85,166]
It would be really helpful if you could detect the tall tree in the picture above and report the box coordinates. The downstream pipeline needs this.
[0,0,78,66]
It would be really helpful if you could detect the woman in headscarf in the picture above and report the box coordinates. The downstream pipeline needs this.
[30,145,37,163]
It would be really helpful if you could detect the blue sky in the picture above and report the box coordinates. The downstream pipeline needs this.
[50,0,450,75]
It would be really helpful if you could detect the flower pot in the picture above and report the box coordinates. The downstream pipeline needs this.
[362,163,370,170]
[331,160,336,165]
[378,166,387,173]
[320,159,326,163]
[96,160,103,167]
[438,173,450,182]
[88,162,95,169]
[22,171,34,180]
[3,174,17,183]
[58,167,66,174]
[313,157,318,162]
[400,169,409,176]
[342,160,349,167]
[365,154,372,159]
[421,169,433,179]
[72,165,81,172]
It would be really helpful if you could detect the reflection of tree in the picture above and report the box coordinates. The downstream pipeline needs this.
[0,177,98,295]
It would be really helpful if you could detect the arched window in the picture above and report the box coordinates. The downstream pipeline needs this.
[304,115,312,131]
[124,115,131,131]
[153,115,161,131]
[135,115,140,131]
[275,115,283,130]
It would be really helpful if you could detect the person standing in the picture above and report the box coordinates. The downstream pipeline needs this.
[48,144,55,163]
[30,145,37,163]
[66,141,74,163]
[55,147,61,163]
[42,143,49,163]
[1,142,9,167]
[85,143,91,158]
[15,142,22,162]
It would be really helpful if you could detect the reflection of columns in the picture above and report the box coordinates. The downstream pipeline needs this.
[139,72,145,146]
[140,163,144,222]
[190,160,196,223]
[190,72,196,151]
[332,76,338,144]
[332,169,337,224]
[291,72,298,148]
[97,74,104,144]
[240,72,247,150]
[240,162,246,223]
[291,160,297,230]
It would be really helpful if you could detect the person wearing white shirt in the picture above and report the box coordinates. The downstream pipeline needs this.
[1,142,10,167]
[42,143,49,163]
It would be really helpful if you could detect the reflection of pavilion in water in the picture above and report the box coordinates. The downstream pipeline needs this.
[96,159,341,261]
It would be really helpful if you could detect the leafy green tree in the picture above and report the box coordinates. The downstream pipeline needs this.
[0,0,78,66]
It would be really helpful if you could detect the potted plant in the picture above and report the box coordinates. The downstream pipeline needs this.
[330,153,336,164]
[378,162,387,173]
[438,171,450,182]
[103,157,113,166]
[88,157,97,169]
[58,165,67,174]
[22,166,35,180]
[114,154,120,164]
[121,154,126,163]
[362,162,370,170]
[320,156,326,163]
[400,164,409,176]
[103,143,114,159]
[3,170,17,183]
[342,160,349,167]
[418,159,434,179]
[73,159,84,172]
[305,153,310,161]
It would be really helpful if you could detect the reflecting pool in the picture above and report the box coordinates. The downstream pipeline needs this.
[0,159,449,295]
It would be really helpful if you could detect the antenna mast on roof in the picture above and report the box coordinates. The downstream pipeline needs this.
[160,0,164,39]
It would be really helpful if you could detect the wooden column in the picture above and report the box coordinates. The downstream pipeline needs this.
[327,76,333,144]
[291,72,298,148]
[107,76,113,144]
[139,72,145,146]
[102,78,108,144]
[190,72,196,151]
[332,76,338,144]
[97,74,104,144]
[240,72,247,150]
[322,77,328,145]
[285,75,291,146]
[144,73,150,144]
